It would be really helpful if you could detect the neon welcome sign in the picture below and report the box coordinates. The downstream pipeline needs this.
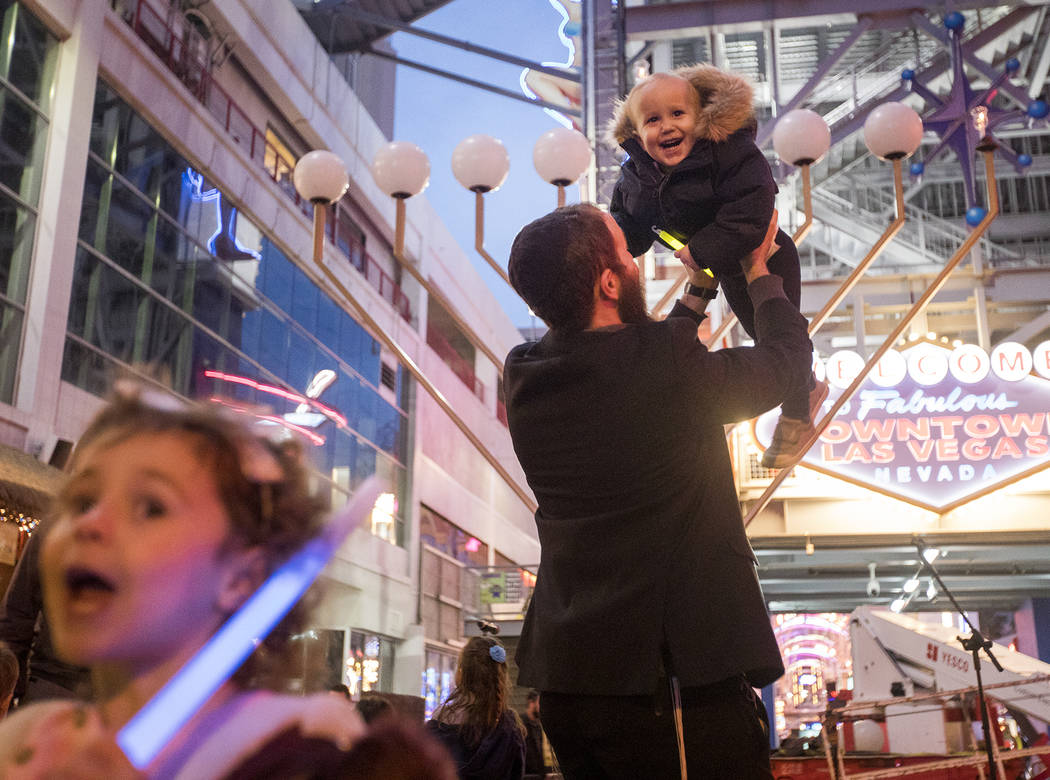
[753,339,1050,512]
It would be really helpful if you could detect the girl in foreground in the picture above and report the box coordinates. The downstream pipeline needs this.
[0,387,454,778]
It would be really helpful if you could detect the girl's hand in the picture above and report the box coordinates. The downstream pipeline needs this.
[6,704,142,779]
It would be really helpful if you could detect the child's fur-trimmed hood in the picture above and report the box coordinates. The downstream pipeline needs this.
[607,64,756,149]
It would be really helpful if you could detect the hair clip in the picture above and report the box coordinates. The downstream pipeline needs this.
[113,378,186,413]
[488,645,506,664]
[234,438,284,484]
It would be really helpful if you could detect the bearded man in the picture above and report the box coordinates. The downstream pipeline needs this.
[503,204,812,779]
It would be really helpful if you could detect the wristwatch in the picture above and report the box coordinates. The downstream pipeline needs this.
[684,282,718,300]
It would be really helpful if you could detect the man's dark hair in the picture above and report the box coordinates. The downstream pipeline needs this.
[508,204,619,332]
[526,689,540,704]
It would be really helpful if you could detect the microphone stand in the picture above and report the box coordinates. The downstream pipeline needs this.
[915,540,1004,779]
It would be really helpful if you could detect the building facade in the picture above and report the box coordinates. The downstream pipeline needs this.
[1,0,538,703]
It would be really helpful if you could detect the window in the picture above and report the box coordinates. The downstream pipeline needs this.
[0,1,57,402]
[423,646,458,719]
[66,81,411,545]
[346,631,396,698]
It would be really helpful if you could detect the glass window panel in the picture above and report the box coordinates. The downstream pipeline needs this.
[315,295,340,353]
[0,298,23,401]
[0,3,58,112]
[291,269,318,334]
[259,240,293,312]
[0,87,48,202]
[256,308,290,377]
[356,387,378,443]
[60,337,111,397]
[285,329,316,394]
[0,189,34,302]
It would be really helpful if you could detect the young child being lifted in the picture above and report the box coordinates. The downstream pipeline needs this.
[608,64,827,468]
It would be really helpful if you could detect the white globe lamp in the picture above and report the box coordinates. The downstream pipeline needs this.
[863,102,924,160]
[371,141,430,199]
[293,150,349,204]
[452,134,510,193]
[534,127,591,207]
[772,109,831,166]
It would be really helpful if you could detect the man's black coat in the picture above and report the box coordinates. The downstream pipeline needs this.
[504,278,811,695]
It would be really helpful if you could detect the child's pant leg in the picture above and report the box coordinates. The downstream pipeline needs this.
[766,230,801,308]
[767,233,814,419]
[717,232,813,419]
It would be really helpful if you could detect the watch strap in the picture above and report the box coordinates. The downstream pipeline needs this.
[685,282,718,300]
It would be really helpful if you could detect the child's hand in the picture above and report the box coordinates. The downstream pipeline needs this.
[674,246,718,289]
[6,704,142,779]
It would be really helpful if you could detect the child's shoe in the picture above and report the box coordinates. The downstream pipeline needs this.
[761,416,816,469]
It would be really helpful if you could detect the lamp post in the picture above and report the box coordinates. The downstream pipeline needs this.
[805,101,922,334]
[371,141,505,374]
[533,126,592,208]
[295,149,537,515]
[292,150,350,264]
[743,106,997,530]
[371,140,431,257]
[452,134,512,286]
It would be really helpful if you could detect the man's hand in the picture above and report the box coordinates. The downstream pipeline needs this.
[740,210,779,284]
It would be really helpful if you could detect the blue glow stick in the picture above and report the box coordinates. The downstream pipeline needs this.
[116,478,382,769]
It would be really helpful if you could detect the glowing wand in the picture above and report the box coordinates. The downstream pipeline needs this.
[650,226,714,277]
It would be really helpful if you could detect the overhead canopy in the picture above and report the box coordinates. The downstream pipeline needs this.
[293,0,457,54]
[0,443,63,516]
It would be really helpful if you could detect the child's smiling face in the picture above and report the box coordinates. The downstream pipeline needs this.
[632,75,699,168]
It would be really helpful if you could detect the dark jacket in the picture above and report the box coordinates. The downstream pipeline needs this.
[505,276,811,695]
[426,710,525,780]
[521,712,545,776]
[0,530,90,702]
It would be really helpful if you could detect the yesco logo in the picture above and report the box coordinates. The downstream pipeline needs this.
[753,340,1050,513]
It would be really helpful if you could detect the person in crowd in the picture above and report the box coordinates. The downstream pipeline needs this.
[356,692,394,724]
[328,683,352,700]
[608,66,827,468]
[520,689,552,779]
[0,648,19,718]
[426,635,525,779]
[504,204,813,778]
[0,525,91,706]
[0,385,455,778]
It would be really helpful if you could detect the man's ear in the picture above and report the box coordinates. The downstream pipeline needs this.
[217,546,268,614]
[597,267,621,301]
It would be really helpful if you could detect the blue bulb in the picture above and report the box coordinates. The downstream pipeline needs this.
[910,162,925,176]
[563,21,581,37]
[943,11,965,30]
[965,206,986,226]
[901,68,915,81]
[1028,100,1049,119]
[1005,58,1020,73]
[1017,153,1032,167]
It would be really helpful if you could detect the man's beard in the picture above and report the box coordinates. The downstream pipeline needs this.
[616,267,650,324]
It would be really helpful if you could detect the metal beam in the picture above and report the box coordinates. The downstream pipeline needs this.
[342,6,580,83]
[623,0,991,39]
[363,48,582,117]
